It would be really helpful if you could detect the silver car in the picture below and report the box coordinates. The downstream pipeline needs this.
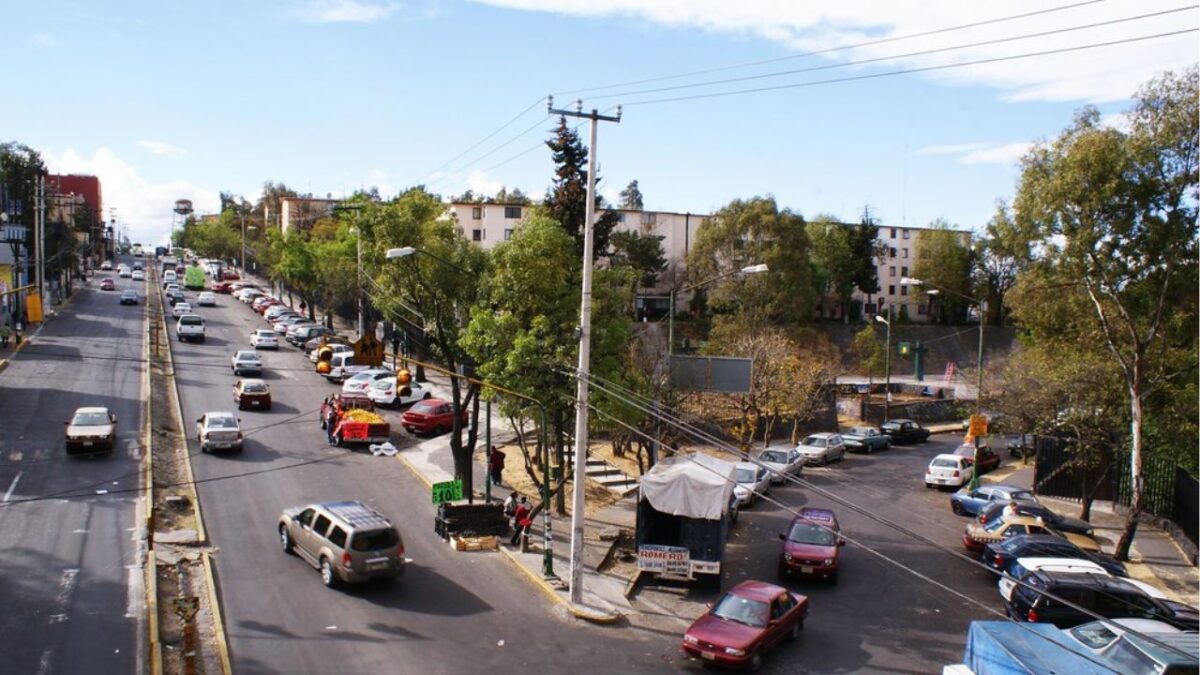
[231,350,263,375]
[795,433,846,466]
[757,447,805,485]
[278,500,406,588]
[196,412,243,453]
[732,462,771,507]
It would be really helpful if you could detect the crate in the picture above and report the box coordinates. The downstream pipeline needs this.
[452,535,498,552]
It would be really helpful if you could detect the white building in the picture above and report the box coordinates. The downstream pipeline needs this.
[856,224,973,323]
[279,197,339,235]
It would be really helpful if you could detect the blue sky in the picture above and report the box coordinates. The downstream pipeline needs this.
[6,0,1196,246]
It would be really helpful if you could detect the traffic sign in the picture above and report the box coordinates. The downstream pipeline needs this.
[967,414,989,438]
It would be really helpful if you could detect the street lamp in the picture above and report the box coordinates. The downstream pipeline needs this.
[874,311,892,422]
[668,263,768,356]
[240,216,257,273]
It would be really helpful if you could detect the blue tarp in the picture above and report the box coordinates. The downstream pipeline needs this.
[963,621,1120,675]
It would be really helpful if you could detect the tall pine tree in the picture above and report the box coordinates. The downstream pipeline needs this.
[544,117,620,256]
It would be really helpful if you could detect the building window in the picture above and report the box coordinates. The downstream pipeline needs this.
[472,207,482,220]
[901,248,908,259]
[902,229,910,240]
[616,213,626,222]
[504,206,521,219]
[901,266,908,277]
[889,266,896,277]
[890,228,897,238]
[504,229,513,241]
[889,247,897,258]
[888,285,896,295]
[918,304,927,315]
[640,212,657,226]
[472,229,483,241]
[900,285,908,296]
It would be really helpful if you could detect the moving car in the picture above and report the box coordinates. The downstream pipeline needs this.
[925,453,973,489]
[131,269,145,281]
[400,398,467,436]
[166,289,186,306]
[1064,618,1199,673]
[952,443,1001,474]
[196,291,217,307]
[778,509,843,582]
[250,329,278,349]
[977,500,1096,537]
[233,378,272,410]
[757,447,805,485]
[171,302,192,318]
[962,514,1101,554]
[196,412,243,453]
[369,378,432,408]
[794,433,846,466]
[231,350,263,376]
[278,500,406,588]
[842,426,890,453]
[211,281,233,294]
[881,419,931,444]
[118,267,132,279]
[64,406,117,455]
[1006,570,1198,630]
[119,289,139,305]
[176,314,205,342]
[100,278,116,291]
[949,484,1036,517]
[681,580,808,671]
[982,533,1126,576]
[161,270,176,286]
[732,462,772,507]
[100,260,113,271]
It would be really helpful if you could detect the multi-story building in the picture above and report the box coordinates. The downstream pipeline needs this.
[279,196,339,235]
[856,224,973,323]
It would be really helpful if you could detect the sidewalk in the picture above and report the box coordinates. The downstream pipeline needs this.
[0,277,77,375]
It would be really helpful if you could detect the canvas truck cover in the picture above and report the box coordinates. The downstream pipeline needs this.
[639,452,736,521]
[960,621,1114,675]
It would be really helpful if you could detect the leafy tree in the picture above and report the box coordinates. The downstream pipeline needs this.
[609,229,667,290]
[910,218,974,324]
[619,180,644,210]
[1010,66,1198,560]
[850,208,885,300]
[807,215,856,321]
[853,324,887,387]
[543,117,620,257]
[974,201,1029,326]
[493,186,532,205]
[1,142,47,277]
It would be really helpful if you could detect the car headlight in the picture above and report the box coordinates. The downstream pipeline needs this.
[783,553,793,562]
[824,558,835,566]
[724,648,746,657]
[683,635,699,645]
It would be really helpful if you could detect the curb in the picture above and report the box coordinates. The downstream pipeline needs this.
[202,552,233,675]
[496,544,622,624]
[142,284,163,675]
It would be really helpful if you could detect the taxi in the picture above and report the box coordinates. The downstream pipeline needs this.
[962,514,1101,554]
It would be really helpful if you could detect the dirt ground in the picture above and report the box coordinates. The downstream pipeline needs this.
[480,441,639,517]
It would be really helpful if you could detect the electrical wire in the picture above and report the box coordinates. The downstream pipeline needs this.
[418,96,548,184]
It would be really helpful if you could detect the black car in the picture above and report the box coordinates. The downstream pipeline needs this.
[1006,570,1197,630]
[985,533,1126,576]
[880,419,931,444]
[166,289,185,305]
[1008,433,1037,459]
[978,500,1095,537]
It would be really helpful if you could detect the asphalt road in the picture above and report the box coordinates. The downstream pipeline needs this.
[167,281,664,674]
[0,257,148,675]
[638,433,1031,674]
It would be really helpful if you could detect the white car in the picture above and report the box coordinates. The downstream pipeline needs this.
[250,329,278,349]
[272,316,309,334]
[118,267,132,278]
[1063,618,1195,672]
[925,453,974,488]
[176,314,205,342]
[165,283,182,294]
[100,260,113,271]
[731,461,771,507]
[341,369,396,396]
[997,557,1171,604]
[131,269,145,281]
[264,305,295,321]
[756,446,805,485]
[231,350,263,376]
[369,378,432,408]
[795,433,846,466]
[196,412,243,453]
[172,302,192,317]
[196,291,217,307]
[310,342,353,363]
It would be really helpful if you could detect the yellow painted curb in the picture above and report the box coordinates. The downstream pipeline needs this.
[146,549,162,675]
[162,294,207,543]
[496,545,622,624]
[142,279,162,675]
[202,552,233,675]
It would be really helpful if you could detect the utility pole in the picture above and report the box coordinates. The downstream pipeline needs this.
[35,175,45,307]
[550,97,621,604]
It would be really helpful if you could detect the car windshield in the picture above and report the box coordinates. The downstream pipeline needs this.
[802,436,827,448]
[348,372,377,383]
[236,351,258,360]
[931,458,958,468]
[735,467,758,483]
[984,518,1010,533]
[242,383,268,393]
[350,528,399,551]
[711,594,769,628]
[760,451,788,464]
[207,416,238,429]
[1009,490,1035,501]
[788,522,837,546]
[180,316,202,325]
[72,412,110,426]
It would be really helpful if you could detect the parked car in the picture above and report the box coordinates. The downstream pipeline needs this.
[1009,433,1038,459]
[998,557,1168,605]
[272,316,310,334]
[778,509,843,582]
[342,369,397,396]
[278,500,406,588]
[881,419,931,444]
[794,433,846,466]
[231,350,264,375]
[949,484,1036,517]
[64,406,117,455]
[983,533,1127,577]
[324,352,376,383]
[221,269,240,281]
[1063,618,1199,673]
[264,305,294,321]
[176,314,205,342]
[681,580,808,671]
[369,378,432,408]
[963,514,1101,554]
[732,462,771,507]
[100,278,116,291]
[233,378,272,410]
[211,281,233,294]
[171,302,192,318]
[756,447,805,485]
[952,443,1001,474]
[400,398,467,436]
[292,325,335,347]
[977,500,1095,537]
[310,342,353,362]
[842,426,890,453]
[925,453,974,489]
[195,411,243,453]
[250,329,278,349]
[119,290,139,305]
[196,291,217,307]
[1006,570,1197,630]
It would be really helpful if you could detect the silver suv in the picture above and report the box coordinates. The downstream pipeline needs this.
[278,501,406,588]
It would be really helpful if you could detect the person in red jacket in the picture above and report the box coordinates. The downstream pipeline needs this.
[509,496,531,547]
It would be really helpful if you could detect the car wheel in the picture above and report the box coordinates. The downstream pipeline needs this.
[787,620,801,642]
[747,650,763,672]
[952,501,965,516]
[422,393,431,400]
[279,525,294,554]
[320,557,338,588]
[925,483,934,489]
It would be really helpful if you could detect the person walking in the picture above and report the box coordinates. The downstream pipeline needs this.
[325,404,339,446]
[503,491,518,529]
[488,446,506,486]
[509,496,530,547]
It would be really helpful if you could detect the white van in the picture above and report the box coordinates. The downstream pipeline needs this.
[162,270,178,287]
[325,352,380,383]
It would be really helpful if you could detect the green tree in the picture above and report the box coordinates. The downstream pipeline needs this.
[807,215,856,321]
[849,208,885,300]
[543,117,620,256]
[1010,66,1198,560]
[619,180,644,210]
[609,229,667,290]
[911,219,974,324]
[974,201,1029,326]
[852,324,887,386]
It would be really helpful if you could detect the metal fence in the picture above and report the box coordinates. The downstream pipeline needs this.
[1172,468,1199,546]
[1031,436,1117,503]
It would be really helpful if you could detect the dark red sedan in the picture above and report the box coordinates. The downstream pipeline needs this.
[682,580,808,670]
[778,511,844,583]
[211,281,233,293]
[952,443,1001,474]
[400,398,467,436]
[100,278,116,291]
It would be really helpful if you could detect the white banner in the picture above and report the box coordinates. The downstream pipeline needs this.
[637,545,691,575]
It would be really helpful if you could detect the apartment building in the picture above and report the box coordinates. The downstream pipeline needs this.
[279,196,340,235]
[856,224,973,323]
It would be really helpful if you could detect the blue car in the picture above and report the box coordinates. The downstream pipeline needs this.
[949,484,1036,517]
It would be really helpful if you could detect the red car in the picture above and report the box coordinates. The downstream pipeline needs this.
[401,398,467,436]
[682,580,808,670]
[951,443,1001,474]
[211,281,233,293]
[100,278,116,291]
[778,509,844,583]
[221,269,240,281]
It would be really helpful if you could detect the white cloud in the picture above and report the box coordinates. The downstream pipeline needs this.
[32,32,57,48]
[473,0,1197,103]
[138,140,186,156]
[914,142,989,156]
[960,142,1032,165]
[1099,111,1131,133]
[44,148,219,247]
[296,0,400,23]
[466,170,503,196]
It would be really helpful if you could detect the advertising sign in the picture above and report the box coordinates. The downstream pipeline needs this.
[431,479,464,504]
[637,544,691,575]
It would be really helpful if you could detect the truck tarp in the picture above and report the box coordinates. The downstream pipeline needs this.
[961,621,1116,675]
[639,452,735,521]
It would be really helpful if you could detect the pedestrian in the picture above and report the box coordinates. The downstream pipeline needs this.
[489,445,506,486]
[325,405,339,446]
[509,496,530,546]
[1002,501,1019,522]
[503,491,518,527]
[299,301,307,316]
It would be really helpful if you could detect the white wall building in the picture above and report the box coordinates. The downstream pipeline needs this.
[279,197,339,235]
[855,224,973,323]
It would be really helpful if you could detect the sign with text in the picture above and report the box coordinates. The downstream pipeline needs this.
[967,414,989,439]
[431,479,464,504]
[637,545,691,575]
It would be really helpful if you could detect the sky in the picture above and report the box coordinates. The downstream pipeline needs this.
[5,0,1196,247]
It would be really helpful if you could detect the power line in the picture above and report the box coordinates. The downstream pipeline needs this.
[620,28,1197,107]
[556,0,1109,96]
[417,97,548,185]
[425,114,552,191]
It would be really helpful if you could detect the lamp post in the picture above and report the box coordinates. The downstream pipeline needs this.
[874,310,892,422]
[240,216,257,273]
[668,263,768,356]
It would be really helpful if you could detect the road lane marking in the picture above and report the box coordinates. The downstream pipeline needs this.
[3,471,21,502]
